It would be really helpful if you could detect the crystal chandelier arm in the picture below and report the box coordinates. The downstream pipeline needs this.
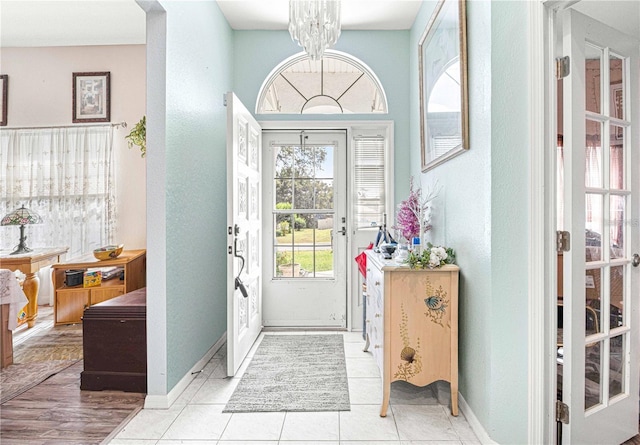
[289,0,341,61]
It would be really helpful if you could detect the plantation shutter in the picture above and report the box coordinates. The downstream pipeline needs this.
[353,136,386,229]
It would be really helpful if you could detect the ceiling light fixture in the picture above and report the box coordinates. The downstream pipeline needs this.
[289,0,341,61]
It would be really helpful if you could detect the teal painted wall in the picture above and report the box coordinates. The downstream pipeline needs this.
[409,1,529,442]
[161,0,233,390]
[488,1,529,441]
[233,30,412,202]
[152,2,531,440]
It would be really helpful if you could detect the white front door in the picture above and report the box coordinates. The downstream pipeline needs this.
[262,130,348,327]
[226,92,263,376]
[561,9,639,443]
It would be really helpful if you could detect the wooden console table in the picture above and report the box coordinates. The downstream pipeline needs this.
[0,247,68,328]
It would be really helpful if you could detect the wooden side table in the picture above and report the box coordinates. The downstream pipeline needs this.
[0,247,68,328]
[51,250,146,325]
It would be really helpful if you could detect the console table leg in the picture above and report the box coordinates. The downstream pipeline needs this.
[380,381,390,417]
[451,382,459,416]
[22,272,40,328]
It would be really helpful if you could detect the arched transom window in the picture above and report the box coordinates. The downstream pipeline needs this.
[256,50,388,114]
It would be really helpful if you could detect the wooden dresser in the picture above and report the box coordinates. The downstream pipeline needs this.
[364,250,459,417]
[51,250,146,325]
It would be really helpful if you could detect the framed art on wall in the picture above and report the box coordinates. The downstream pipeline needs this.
[72,72,110,123]
[419,0,469,171]
[611,83,624,140]
[0,74,7,126]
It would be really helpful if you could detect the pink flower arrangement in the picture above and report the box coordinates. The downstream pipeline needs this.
[393,177,438,242]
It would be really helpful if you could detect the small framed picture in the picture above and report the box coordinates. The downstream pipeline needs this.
[0,74,8,126]
[72,72,110,123]
[610,83,624,140]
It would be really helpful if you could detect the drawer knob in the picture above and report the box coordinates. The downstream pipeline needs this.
[374,345,381,349]
[375,313,381,318]
[366,319,370,323]
[375,281,380,286]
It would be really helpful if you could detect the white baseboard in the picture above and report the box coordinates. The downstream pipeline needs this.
[144,332,226,409]
[458,392,498,445]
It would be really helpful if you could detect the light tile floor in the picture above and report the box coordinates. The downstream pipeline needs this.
[109,331,480,445]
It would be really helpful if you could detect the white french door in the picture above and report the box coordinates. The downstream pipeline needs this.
[561,8,639,443]
[262,130,347,327]
[226,92,263,376]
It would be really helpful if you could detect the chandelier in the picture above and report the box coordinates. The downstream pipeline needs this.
[289,0,341,61]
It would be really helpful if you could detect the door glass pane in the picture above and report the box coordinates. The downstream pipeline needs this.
[275,245,299,277]
[272,140,337,280]
[609,54,624,120]
[585,43,603,114]
[275,179,292,206]
[315,145,334,178]
[609,334,625,399]
[294,144,314,177]
[275,213,294,243]
[610,265,624,329]
[315,179,334,209]
[586,193,603,261]
[585,302,600,337]
[311,213,334,278]
[294,179,314,209]
[610,195,625,258]
[585,120,602,188]
[610,136,624,189]
[586,268,602,333]
[275,145,293,176]
[585,340,603,410]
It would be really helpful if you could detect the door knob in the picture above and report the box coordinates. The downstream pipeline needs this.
[633,253,640,267]
[338,226,346,236]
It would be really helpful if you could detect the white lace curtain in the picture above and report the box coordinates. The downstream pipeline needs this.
[0,126,116,258]
[557,137,625,250]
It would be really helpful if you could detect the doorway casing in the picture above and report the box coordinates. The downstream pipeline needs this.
[260,120,394,331]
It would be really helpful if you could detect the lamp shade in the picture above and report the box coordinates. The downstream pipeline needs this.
[1,205,43,226]
[2,205,43,254]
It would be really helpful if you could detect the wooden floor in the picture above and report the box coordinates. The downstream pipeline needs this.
[0,306,145,445]
[624,428,640,445]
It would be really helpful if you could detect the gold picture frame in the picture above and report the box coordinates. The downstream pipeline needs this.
[419,0,469,171]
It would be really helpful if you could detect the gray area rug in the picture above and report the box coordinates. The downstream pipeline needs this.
[223,334,350,412]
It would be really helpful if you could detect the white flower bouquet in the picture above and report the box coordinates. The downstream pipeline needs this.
[405,243,456,269]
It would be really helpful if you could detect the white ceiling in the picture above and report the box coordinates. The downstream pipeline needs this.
[0,0,421,48]
[217,0,422,30]
[0,0,637,48]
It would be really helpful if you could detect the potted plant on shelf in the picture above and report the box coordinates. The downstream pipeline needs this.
[125,116,146,158]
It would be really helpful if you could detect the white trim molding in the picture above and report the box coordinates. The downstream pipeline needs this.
[528,1,548,443]
[144,333,226,409]
[458,392,499,445]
